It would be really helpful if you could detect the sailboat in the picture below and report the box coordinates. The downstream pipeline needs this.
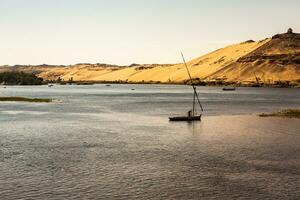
[223,64,240,91]
[169,53,204,122]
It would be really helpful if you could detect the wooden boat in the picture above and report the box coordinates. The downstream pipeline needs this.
[169,115,201,122]
[222,87,236,91]
[169,53,204,122]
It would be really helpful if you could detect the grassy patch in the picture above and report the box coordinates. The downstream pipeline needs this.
[259,109,300,119]
[0,97,52,103]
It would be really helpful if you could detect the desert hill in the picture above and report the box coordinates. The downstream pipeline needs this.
[211,28,300,84]
[1,29,300,86]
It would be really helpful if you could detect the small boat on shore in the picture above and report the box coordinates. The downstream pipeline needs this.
[169,53,203,122]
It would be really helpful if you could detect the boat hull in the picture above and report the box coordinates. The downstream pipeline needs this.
[222,87,236,91]
[169,115,201,122]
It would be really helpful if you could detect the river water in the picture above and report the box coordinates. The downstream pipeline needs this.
[0,85,299,199]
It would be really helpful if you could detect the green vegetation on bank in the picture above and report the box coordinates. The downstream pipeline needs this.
[0,97,52,103]
[0,72,43,85]
[259,109,300,119]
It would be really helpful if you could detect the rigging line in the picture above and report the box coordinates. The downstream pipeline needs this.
[181,52,204,112]
[181,52,193,84]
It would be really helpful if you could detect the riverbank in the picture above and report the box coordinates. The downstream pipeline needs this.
[49,80,300,88]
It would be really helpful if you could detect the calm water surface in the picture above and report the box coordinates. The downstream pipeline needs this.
[0,85,299,199]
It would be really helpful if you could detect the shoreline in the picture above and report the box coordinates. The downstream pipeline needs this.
[44,81,300,88]
[2,83,299,88]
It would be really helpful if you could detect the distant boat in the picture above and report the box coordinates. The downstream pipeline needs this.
[169,53,203,122]
[48,84,54,87]
[223,63,240,91]
[222,87,236,91]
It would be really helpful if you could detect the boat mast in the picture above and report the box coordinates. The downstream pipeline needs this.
[181,52,204,112]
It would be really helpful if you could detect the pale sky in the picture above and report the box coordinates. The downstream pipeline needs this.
[0,0,299,65]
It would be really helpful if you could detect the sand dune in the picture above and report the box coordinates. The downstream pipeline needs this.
[1,30,300,85]
[25,40,271,83]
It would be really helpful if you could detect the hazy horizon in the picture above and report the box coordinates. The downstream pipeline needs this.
[1,0,299,65]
